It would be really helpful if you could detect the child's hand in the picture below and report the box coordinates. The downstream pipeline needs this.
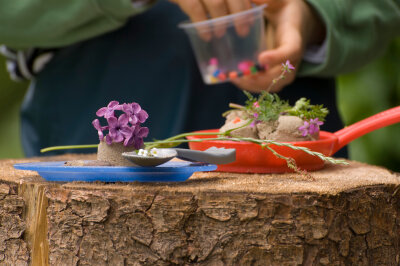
[170,0,253,39]
[232,0,326,93]
[171,0,252,22]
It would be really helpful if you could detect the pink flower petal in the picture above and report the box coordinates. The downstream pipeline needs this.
[137,127,149,138]
[118,114,129,126]
[108,101,120,108]
[96,107,107,117]
[137,110,149,123]
[105,134,113,145]
[132,103,141,114]
[107,117,118,128]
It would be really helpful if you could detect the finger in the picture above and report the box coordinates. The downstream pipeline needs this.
[202,0,229,18]
[231,65,280,93]
[178,0,208,22]
[232,64,295,93]
[178,0,212,41]
[202,0,230,37]
[258,23,302,68]
[226,0,252,36]
[251,0,285,13]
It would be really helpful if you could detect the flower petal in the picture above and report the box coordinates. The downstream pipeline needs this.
[108,101,120,108]
[137,127,149,138]
[132,103,141,114]
[120,126,134,138]
[107,117,118,128]
[129,115,138,125]
[309,124,317,135]
[118,114,129,126]
[113,132,124,143]
[105,134,113,145]
[122,103,133,114]
[137,110,149,123]
[134,138,144,150]
[92,119,101,130]
[96,107,107,117]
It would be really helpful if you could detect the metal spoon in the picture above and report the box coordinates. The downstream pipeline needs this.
[122,147,236,167]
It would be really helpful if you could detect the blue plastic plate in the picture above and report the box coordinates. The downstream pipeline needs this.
[13,161,217,182]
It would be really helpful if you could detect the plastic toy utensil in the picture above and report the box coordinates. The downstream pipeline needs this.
[122,146,236,167]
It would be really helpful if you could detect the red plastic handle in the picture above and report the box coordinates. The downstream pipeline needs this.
[333,106,400,153]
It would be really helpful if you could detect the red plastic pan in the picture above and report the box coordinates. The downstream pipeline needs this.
[187,106,400,173]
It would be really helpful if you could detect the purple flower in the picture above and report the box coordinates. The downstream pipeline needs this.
[122,102,149,124]
[298,118,324,136]
[282,60,295,73]
[250,119,261,128]
[93,100,150,148]
[96,101,122,119]
[124,126,149,149]
[105,114,133,144]
[92,119,108,141]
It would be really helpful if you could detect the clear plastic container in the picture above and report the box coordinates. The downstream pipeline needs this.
[179,5,267,84]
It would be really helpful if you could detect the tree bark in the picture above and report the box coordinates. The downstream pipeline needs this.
[1,154,400,265]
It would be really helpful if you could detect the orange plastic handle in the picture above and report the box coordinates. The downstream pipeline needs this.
[333,106,400,153]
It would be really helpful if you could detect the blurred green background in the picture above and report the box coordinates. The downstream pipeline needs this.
[337,38,400,172]
[0,38,399,172]
[0,60,27,158]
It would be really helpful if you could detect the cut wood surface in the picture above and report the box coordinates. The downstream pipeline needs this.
[1,154,400,265]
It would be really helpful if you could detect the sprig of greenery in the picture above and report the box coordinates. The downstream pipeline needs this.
[286,98,329,121]
[222,61,328,123]
[255,93,290,122]
[224,91,329,123]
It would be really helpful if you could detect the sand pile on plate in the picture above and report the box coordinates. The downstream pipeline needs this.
[219,110,318,142]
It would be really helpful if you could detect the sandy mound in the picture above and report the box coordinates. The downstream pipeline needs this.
[220,110,318,141]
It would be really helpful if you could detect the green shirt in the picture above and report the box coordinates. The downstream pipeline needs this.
[0,0,149,48]
[302,0,400,76]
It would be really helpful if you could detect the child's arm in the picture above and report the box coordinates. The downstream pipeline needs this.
[299,0,400,77]
[232,0,400,93]
[0,0,155,49]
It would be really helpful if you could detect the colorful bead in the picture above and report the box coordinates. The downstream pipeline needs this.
[238,60,254,72]
[255,63,265,71]
[250,66,257,74]
[210,76,219,83]
[218,72,227,81]
[209,57,218,66]
[212,69,221,77]
[228,71,238,79]
[243,68,251,76]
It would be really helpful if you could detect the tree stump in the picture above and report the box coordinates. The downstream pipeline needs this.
[1,154,400,265]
